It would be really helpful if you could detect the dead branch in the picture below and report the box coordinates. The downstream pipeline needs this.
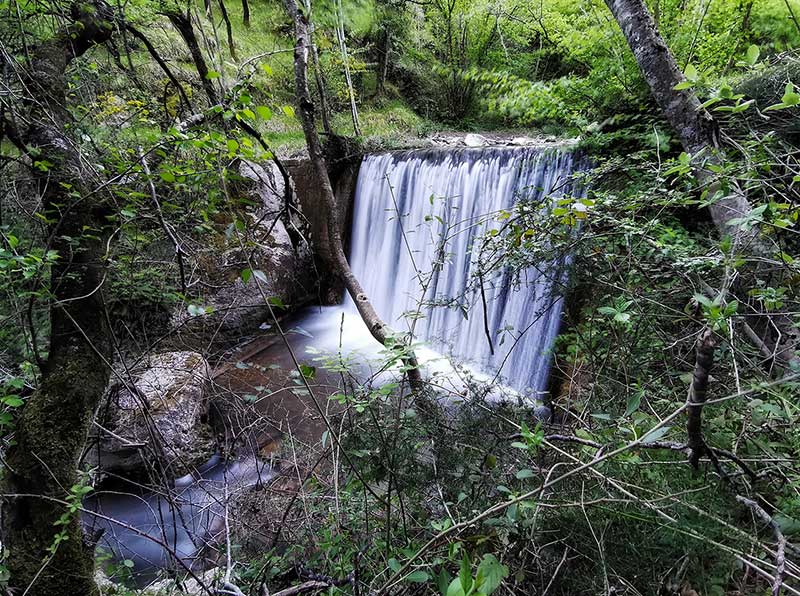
[125,24,192,110]
[139,149,188,294]
[736,495,789,596]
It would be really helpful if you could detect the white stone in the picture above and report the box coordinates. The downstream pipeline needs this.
[464,133,489,147]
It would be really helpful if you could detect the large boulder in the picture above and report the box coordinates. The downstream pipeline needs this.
[88,351,215,479]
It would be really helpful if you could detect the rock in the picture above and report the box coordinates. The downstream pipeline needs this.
[464,133,489,147]
[533,404,552,422]
[97,567,224,595]
[142,569,223,595]
[89,351,214,479]
[510,136,537,146]
[170,160,313,345]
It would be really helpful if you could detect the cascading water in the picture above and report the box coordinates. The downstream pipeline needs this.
[348,145,585,398]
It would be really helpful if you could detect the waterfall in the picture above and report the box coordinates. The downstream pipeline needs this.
[348,145,585,398]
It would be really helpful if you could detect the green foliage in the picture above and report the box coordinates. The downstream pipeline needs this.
[48,476,94,556]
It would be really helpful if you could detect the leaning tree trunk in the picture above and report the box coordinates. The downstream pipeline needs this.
[604,0,799,370]
[282,0,422,391]
[604,0,755,242]
[167,10,220,105]
[1,4,116,595]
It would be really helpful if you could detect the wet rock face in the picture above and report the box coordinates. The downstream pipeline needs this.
[89,351,215,480]
[170,159,314,347]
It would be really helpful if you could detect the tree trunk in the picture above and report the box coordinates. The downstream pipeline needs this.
[217,0,237,60]
[242,0,251,26]
[603,0,757,240]
[309,30,333,135]
[376,28,391,95]
[2,4,116,594]
[282,0,423,391]
[167,11,220,105]
[604,0,800,370]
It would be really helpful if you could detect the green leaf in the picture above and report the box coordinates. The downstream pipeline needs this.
[255,105,273,120]
[282,105,296,118]
[226,139,240,153]
[459,553,473,594]
[160,171,176,183]
[613,312,631,323]
[745,44,759,65]
[475,554,508,594]
[437,569,452,595]
[694,293,714,308]
[783,82,799,105]
[406,570,430,583]
[590,412,613,421]
[2,395,24,407]
[206,70,221,79]
[447,578,466,596]
[774,514,800,536]
[641,425,671,443]
[268,296,287,309]
[684,63,698,82]
[388,558,401,573]
[241,268,252,283]
[624,392,642,416]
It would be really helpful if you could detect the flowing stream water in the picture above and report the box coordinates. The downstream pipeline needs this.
[84,143,585,583]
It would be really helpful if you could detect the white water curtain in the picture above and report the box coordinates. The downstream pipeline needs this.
[348,146,585,397]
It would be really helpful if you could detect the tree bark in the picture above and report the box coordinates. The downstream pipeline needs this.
[217,0,238,60]
[282,0,423,391]
[686,327,716,467]
[1,4,117,594]
[309,32,332,135]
